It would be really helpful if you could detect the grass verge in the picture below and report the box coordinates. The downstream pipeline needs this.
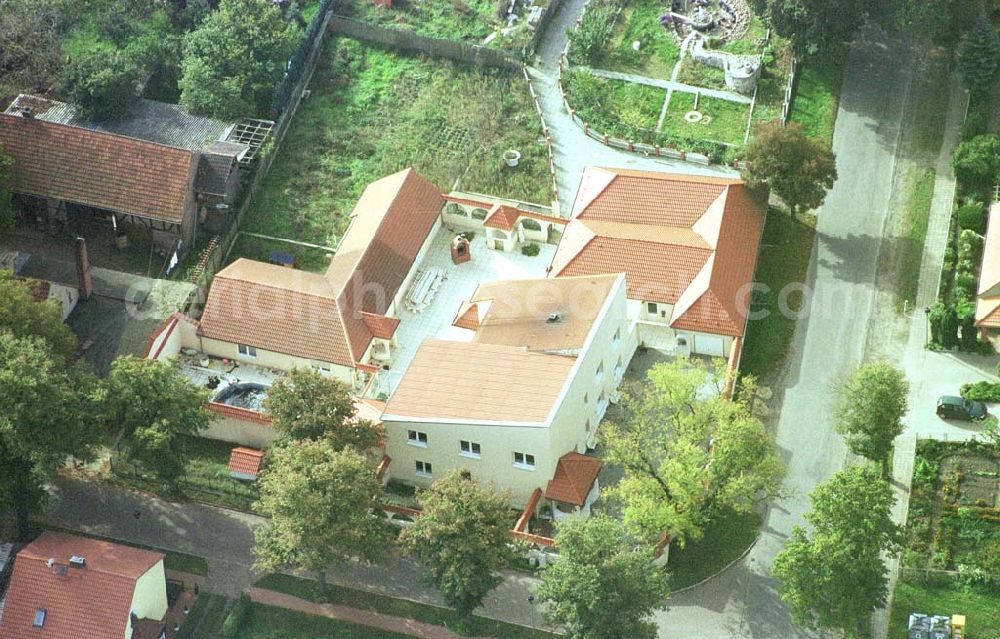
[238,36,551,269]
[255,573,557,638]
[242,602,412,638]
[740,208,816,380]
[888,580,1000,639]
[666,507,762,591]
[789,56,844,144]
[599,0,681,78]
[894,168,936,311]
[176,593,231,639]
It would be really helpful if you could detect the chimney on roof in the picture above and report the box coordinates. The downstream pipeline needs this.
[46,558,55,568]
[19,105,34,119]
[547,311,562,323]
[75,237,93,300]
[69,555,86,569]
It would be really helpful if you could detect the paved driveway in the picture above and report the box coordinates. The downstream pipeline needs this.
[651,25,915,639]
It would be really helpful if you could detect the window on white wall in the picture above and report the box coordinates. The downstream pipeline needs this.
[310,360,332,372]
[595,361,604,381]
[407,430,428,446]
[612,327,620,347]
[513,452,535,469]
[459,440,481,458]
[520,218,542,231]
[238,344,257,358]
[646,302,657,314]
[415,461,433,477]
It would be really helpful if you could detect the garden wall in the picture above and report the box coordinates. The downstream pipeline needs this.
[328,15,522,70]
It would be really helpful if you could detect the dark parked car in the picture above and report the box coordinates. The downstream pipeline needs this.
[936,395,988,421]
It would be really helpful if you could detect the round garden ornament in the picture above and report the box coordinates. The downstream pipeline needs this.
[684,110,704,123]
[503,149,522,167]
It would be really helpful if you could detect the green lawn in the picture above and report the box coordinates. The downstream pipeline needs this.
[789,57,844,144]
[338,0,540,51]
[675,59,728,91]
[176,594,231,639]
[894,168,936,311]
[888,580,1000,639]
[109,435,259,512]
[667,507,762,590]
[740,208,816,380]
[255,574,557,639]
[242,603,412,638]
[663,92,750,147]
[238,36,551,270]
[910,52,953,159]
[599,0,681,79]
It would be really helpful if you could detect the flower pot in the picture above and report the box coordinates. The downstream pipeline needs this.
[503,149,521,167]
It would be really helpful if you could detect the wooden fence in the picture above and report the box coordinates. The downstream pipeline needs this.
[780,56,797,124]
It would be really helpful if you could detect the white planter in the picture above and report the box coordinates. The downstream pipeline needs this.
[503,149,521,167]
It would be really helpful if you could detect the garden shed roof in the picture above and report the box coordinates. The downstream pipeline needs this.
[545,452,601,506]
[551,167,764,337]
[0,112,196,224]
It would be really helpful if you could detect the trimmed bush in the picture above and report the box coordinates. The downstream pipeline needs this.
[521,243,541,256]
[957,202,986,233]
[959,381,1000,402]
[219,593,251,638]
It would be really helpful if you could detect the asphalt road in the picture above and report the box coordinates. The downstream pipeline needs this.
[651,26,915,638]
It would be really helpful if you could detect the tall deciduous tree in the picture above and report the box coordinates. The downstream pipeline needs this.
[834,361,908,478]
[253,441,395,589]
[957,12,1000,95]
[772,465,903,636]
[61,50,144,121]
[265,368,382,450]
[743,121,837,218]
[603,359,784,545]
[100,356,214,486]
[0,270,78,363]
[537,516,668,639]
[0,0,71,96]
[749,0,865,56]
[401,470,514,617]
[179,0,298,119]
[0,332,99,539]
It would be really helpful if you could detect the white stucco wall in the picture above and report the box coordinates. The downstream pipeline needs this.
[125,560,167,639]
[383,274,634,508]
[383,420,553,506]
[198,336,355,384]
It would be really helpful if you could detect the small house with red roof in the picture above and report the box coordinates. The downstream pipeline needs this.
[0,532,167,639]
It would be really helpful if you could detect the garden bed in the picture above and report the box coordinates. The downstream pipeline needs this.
[235,36,551,270]
[902,440,999,575]
[596,0,680,78]
[563,69,747,161]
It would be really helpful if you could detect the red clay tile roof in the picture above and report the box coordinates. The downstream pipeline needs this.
[0,113,195,224]
[228,447,264,477]
[552,167,764,337]
[483,204,522,230]
[198,169,442,367]
[545,452,602,506]
[361,312,400,339]
[976,204,1000,327]
[452,301,482,330]
[0,532,164,639]
[207,401,273,424]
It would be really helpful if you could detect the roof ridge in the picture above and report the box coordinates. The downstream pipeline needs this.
[0,112,195,158]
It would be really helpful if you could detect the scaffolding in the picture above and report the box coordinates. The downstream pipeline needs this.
[225,118,275,166]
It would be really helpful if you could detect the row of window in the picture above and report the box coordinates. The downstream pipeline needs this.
[407,431,535,472]
[238,344,334,373]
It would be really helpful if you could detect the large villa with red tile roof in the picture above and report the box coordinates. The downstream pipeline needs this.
[143,164,764,514]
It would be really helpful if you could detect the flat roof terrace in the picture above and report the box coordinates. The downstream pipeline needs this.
[367,227,556,400]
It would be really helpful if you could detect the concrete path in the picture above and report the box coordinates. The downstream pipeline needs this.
[589,67,753,104]
[526,0,736,213]
[650,24,916,639]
